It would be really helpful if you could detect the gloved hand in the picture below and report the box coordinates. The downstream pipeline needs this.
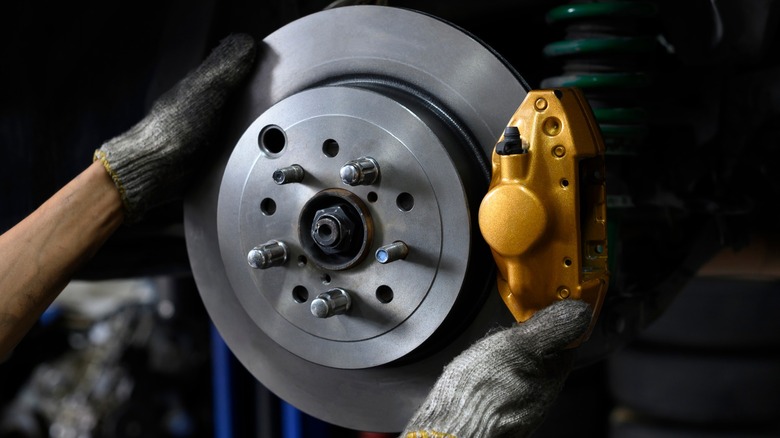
[94,34,256,223]
[402,299,592,438]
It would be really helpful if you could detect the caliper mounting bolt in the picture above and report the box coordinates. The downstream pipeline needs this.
[247,240,289,269]
[310,288,352,318]
[340,157,380,186]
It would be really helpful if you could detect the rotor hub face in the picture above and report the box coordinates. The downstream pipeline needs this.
[218,86,471,368]
[184,5,528,431]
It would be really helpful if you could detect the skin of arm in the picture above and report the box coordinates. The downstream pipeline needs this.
[0,36,254,360]
[0,161,124,358]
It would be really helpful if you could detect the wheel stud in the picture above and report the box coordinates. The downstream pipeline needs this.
[247,241,289,269]
[375,241,409,264]
[310,288,352,318]
[340,157,380,186]
[273,164,305,184]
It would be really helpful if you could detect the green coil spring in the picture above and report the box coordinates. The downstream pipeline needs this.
[542,1,659,157]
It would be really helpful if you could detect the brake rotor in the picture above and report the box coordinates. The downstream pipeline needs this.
[184,6,528,432]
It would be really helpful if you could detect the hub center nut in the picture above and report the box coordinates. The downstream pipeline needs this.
[299,189,374,271]
[311,205,355,254]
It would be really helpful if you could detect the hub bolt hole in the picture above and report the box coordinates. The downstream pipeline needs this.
[396,192,414,212]
[259,125,286,154]
[376,285,394,304]
[293,286,309,303]
[260,198,277,216]
[322,139,340,157]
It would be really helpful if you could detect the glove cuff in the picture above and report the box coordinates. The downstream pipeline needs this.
[94,148,132,219]
[94,141,167,224]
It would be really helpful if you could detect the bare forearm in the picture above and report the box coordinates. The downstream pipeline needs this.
[0,161,124,357]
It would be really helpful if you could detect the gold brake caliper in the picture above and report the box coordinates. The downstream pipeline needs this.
[479,88,608,343]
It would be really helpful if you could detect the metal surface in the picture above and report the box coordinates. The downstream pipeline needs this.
[273,164,305,185]
[247,240,289,269]
[218,85,477,368]
[184,6,527,431]
[375,241,409,264]
[310,288,352,318]
[340,156,380,186]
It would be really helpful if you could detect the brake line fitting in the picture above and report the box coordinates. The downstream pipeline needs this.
[479,88,609,343]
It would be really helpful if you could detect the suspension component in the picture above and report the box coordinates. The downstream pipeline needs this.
[479,88,608,341]
[543,0,659,156]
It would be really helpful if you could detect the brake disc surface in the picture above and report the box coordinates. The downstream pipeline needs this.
[184,6,527,431]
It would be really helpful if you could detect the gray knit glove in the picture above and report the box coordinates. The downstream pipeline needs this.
[402,299,592,438]
[94,34,256,223]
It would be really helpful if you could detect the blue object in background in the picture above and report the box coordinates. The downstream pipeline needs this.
[211,323,333,438]
[282,400,331,438]
[211,324,234,438]
[39,305,62,327]
[281,401,303,438]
